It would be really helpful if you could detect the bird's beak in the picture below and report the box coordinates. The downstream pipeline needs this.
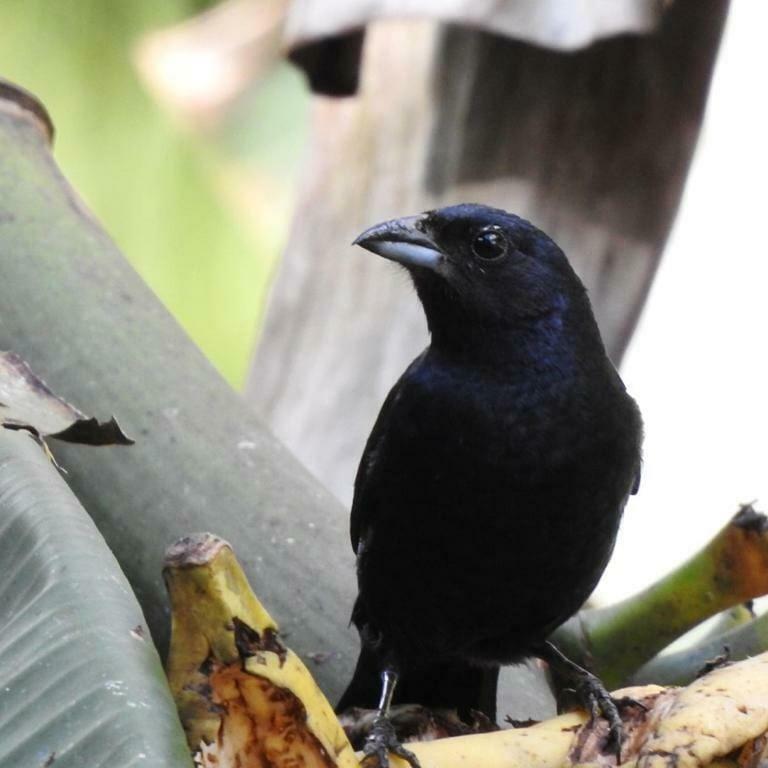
[353,215,443,271]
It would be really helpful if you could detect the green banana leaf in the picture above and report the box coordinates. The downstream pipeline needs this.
[0,80,356,701]
[0,428,192,767]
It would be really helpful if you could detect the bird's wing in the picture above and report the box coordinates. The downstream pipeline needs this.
[606,360,643,497]
[349,375,405,554]
[350,349,432,554]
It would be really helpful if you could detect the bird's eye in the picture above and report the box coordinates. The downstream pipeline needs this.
[471,228,507,261]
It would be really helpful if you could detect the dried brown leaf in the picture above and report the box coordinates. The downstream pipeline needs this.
[0,351,133,446]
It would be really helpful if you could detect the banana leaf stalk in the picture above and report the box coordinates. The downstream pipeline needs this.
[632,605,768,686]
[0,78,356,702]
[553,504,768,687]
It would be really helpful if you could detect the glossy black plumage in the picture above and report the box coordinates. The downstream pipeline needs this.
[337,204,642,722]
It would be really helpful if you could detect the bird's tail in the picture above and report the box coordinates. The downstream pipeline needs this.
[336,644,498,722]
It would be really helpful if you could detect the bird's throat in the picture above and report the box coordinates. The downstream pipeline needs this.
[428,307,589,379]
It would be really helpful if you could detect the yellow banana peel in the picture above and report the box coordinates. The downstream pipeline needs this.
[164,533,358,768]
[387,658,768,768]
[164,533,768,768]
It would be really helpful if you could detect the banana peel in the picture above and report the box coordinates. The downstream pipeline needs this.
[399,656,768,768]
[164,533,768,768]
[164,532,358,768]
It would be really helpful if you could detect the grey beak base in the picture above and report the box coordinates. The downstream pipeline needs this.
[353,215,443,271]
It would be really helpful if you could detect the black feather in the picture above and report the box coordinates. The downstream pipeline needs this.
[339,204,643,720]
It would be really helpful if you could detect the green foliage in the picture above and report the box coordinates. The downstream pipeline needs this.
[0,429,192,767]
[0,100,355,696]
[0,0,307,385]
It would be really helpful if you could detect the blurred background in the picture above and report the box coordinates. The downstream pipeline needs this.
[0,0,308,386]
[1,0,765,606]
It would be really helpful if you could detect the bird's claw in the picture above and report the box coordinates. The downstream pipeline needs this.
[362,715,421,768]
[576,673,625,761]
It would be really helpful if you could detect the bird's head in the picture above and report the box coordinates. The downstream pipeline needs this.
[353,204,586,336]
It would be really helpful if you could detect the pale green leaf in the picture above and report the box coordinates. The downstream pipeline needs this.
[0,429,192,767]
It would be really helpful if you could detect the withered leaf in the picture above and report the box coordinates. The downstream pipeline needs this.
[0,351,133,445]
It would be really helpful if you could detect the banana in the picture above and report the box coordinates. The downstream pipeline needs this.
[164,533,768,768]
[164,532,358,768]
[365,660,768,768]
[399,655,768,768]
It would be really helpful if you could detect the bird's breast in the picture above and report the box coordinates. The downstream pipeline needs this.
[354,357,641,664]
[397,360,624,480]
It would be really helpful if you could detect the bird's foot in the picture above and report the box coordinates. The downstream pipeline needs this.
[362,715,421,768]
[538,641,637,761]
[573,671,626,760]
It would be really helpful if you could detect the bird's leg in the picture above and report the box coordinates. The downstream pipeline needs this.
[361,669,422,768]
[536,641,628,761]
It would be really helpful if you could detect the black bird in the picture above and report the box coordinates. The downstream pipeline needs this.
[337,204,642,766]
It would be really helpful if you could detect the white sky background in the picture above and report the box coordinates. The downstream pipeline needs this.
[595,1,768,605]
